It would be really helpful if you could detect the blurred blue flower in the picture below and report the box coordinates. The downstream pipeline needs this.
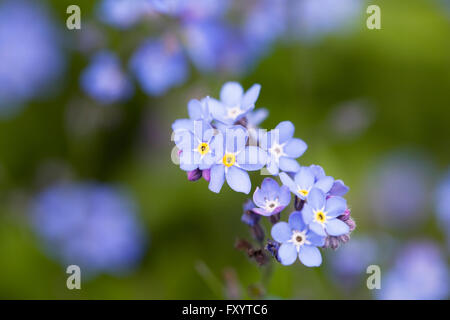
[241,199,261,227]
[209,82,261,125]
[252,178,290,216]
[31,183,146,276]
[260,121,307,175]
[435,169,450,231]
[280,166,333,199]
[97,0,152,29]
[0,0,65,116]
[149,0,228,22]
[80,51,134,104]
[291,0,361,39]
[271,212,325,267]
[130,36,188,96]
[209,126,267,194]
[302,188,349,237]
[378,241,448,300]
[367,152,433,229]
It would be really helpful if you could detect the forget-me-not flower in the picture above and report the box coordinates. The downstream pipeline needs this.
[271,212,326,267]
[209,126,267,194]
[209,82,261,125]
[252,178,290,216]
[280,166,334,199]
[80,51,133,104]
[301,188,349,237]
[97,0,152,29]
[260,121,307,175]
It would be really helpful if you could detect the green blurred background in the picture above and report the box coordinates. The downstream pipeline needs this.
[0,0,449,299]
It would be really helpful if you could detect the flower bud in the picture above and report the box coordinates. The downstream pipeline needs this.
[187,169,202,181]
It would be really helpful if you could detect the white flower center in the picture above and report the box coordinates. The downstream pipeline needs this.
[227,106,243,120]
[289,230,310,252]
[269,142,286,161]
[264,199,280,212]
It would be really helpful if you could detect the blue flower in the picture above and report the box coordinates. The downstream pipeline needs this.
[209,82,261,125]
[130,36,188,96]
[176,120,220,171]
[80,51,133,104]
[97,0,151,29]
[301,188,349,237]
[0,0,65,116]
[435,169,450,230]
[209,126,267,194]
[241,199,261,226]
[30,183,146,276]
[149,0,228,22]
[271,212,326,267]
[252,178,290,216]
[280,165,334,199]
[260,121,307,175]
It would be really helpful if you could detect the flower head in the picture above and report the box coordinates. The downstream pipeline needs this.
[209,82,261,125]
[301,188,349,237]
[252,178,290,216]
[260,121,307,175]
[208,126,267,194]
[280,166,334,199]
[271,212,326,267]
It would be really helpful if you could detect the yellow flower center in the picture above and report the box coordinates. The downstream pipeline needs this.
[197,142,210,156]
[298,189,309,197]
[314,210,327,224]
[222,153,236,167]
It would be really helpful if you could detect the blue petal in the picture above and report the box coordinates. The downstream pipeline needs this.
[208,98,227,122]
[258,130,270,150]
[279,172,297,194]
[247,108,268,126]
[294,166,315,190]
[253,187,267,207]
[220,82,243,106]
[279,157,300,173]
[298,245,322,267]
[180,151,198,171]
[309,164,326,181]
[241,83,261,111]
[225,126,248,153]
[329,179,349,196]
[306,230,326,247]
[208,164,225,193]
[289,211,306,231]
[278,186,291,206]
[326,218,349,236]
[309,221,326,236]
[275,121,295,143]
[188,99,203,120]
[301,204,314,224]
[226,166,251,194]
[193,120,212,142]
[236,146,267,171]
[325,196,347,218]
[266,156,279,175]
[261,178,280,198]
[314,176,334,194]
[307,188,326,210]
[199,153,216,170]
[172,118,193,132]
[278,243,297,266]
[284,138,307,158]
[271,221,291,243]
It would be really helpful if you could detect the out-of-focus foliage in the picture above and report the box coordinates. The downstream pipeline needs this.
[0,0,449,299]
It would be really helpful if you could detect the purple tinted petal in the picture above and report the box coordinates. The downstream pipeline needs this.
[278,243,297,266]
[298,245,322,267]
[307,188,326,210]
[279,157,300,173]
[275,121,295,143]
[202,169,211,182]
[220,82,243,106]
[326,218,350,236]
[253,187,267,207]
[284,138,307,158]
[252,207,271,216]
[208,164,225,193]
[271,221,291,243]
[278,186,291,206]
[289,211,306,231]
[226,166,251,194]
[241,83,261,110]
[329,179,349,196]
[236,146,267,171]
[294,167,315,190]
[325,196,347,218]
[314,176,334,194]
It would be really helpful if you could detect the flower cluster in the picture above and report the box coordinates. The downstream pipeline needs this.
[172,82,355,268]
